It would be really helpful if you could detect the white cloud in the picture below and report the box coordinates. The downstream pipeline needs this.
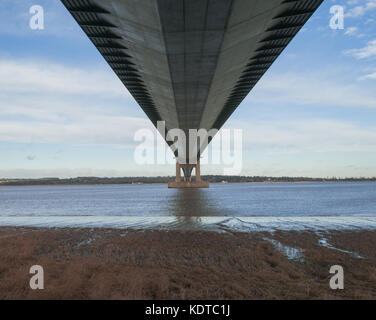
[246,70,376,109]
[2,59,375,152]
[360,71,376,79]
[0,59,129,97]
[0,55,375,178]
[0,116,152,146]
[0,58,151,146]
[2,116,376,178]
[0,0,81,38]
[343,39,376,59]
[345,0,376,18]
[0,168,155,179]
[344,26,358,35]
[226,118,376,154]
[226,68,376,155]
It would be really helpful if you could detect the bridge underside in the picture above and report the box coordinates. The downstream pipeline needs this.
[62,0,322,186]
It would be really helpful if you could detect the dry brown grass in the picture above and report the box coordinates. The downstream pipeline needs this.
[0,227,375,300]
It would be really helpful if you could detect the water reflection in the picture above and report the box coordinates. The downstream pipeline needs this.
[168,189,225,228]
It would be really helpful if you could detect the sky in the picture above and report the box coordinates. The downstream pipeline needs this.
[0,0,376,178]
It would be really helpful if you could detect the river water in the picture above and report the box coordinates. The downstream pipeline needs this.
[0,182,375,231]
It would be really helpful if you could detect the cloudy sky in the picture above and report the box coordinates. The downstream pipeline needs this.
[0,0,376,178]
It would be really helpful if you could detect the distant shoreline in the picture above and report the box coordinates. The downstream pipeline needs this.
[1,181,376,188]
[0,176,375,187]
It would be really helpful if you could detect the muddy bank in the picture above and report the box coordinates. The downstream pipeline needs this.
[0,227,375,299]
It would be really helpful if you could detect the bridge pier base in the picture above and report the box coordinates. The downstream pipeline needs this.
[168,160,209,188]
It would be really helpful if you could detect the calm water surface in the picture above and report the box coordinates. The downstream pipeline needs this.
[0,182,375,230]
[1,181,376,216]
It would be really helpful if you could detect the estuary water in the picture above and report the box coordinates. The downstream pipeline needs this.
[0,182,376,231]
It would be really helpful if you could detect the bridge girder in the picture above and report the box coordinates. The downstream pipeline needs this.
[62,0,323,164]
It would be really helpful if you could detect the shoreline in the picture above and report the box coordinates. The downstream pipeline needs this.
[0,226,375,299]
[1,216,376,232]
[1,180,375,187]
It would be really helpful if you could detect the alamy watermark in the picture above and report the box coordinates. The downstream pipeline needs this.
[29,5,44,30]
[29,265,44,290]
[133,121,243,175]
[329,265,344,290]
[26,263,344,292]
[330,5,345,30]
[27,4,348,33]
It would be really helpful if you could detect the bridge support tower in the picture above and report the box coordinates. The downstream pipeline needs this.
[168,159,209,188]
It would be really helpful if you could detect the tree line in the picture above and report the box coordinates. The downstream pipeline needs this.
[0,176,375,186]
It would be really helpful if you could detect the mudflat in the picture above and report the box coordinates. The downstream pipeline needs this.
[0,227,375,299]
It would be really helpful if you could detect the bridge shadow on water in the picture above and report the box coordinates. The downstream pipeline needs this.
[167,189,224,229]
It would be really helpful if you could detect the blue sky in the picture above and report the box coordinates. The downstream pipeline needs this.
[0,0,376,178]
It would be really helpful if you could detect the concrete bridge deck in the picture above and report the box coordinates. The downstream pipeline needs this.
[61,0,323,187]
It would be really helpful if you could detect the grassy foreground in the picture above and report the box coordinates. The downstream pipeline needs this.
[0,227,375,299]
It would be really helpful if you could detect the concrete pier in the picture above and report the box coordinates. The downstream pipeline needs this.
[168,160,209,188]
